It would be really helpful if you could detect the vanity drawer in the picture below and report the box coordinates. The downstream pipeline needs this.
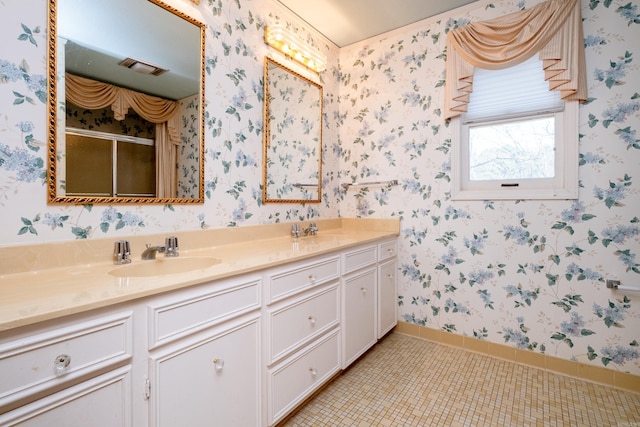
[343,245,376,274]
[148,276,261,349]
[268,330,340,425]
[378,239,397,261]
[0,312,133,410]
[268,256,340,303]
[267,283,340,364]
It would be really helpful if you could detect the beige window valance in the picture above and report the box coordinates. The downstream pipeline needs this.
[65,73,180,198]
[444,0,588,120]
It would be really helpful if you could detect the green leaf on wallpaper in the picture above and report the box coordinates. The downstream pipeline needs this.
[581,329,596,336]
[587,346,598,360]
[588,230,599,244]
[100,222,109,233]
[71,226,90,239]
[546,274,559,286]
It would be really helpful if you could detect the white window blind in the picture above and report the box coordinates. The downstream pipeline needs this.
[463,56,564,124]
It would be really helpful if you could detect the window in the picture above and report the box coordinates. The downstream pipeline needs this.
[65,128,156,197]
[451,56,579,200]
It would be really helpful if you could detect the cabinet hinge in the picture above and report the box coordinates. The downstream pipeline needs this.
[144,378,151,400]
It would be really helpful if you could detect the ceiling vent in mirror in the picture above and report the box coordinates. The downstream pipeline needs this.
[118,58,168,76]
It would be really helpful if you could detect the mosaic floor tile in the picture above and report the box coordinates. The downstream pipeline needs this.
[280,333,640,427]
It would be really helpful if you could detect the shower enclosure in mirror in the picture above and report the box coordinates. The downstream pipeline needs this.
[262,57,323,203]
[47,0,205,204]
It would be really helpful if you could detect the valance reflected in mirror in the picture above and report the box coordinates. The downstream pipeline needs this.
[262,57,323,203]
[47,0,205,204]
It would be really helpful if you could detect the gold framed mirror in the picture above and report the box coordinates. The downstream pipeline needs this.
[47,0,205,204]
[262,57,323,203]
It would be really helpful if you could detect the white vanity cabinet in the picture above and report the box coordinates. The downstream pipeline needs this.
[377,239,398,338]
[264,254,342,426]
[146,275,262,427]
[342,245,378,368]
[0,310,134,426]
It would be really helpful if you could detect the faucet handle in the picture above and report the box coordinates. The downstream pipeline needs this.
[291,223,300,238]
[165,236,179,257]
[113,240,131,265]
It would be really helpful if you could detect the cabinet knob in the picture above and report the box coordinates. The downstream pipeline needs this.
[308,315,316,325]
[308,274,316,282]
[387,273,393,279]
[53,354,71,375]
[213,358,225,371]
[360,287,367,293]
[309,368,317,376]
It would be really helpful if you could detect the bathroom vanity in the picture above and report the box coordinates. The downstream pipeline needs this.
[0,218,398,426]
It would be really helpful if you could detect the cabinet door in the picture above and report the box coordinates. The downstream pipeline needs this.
[150,316,260,427]
[0,367,131,427]
[378,259,398,338]
[342,268,377,368]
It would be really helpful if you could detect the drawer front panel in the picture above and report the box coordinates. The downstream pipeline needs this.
[268,284,339,364]
[148,277,261,349]
[268,257,340,303]
[343,245,376,274]
[378,239,397,261]
[0,312,132,408]
[268,330,340,424]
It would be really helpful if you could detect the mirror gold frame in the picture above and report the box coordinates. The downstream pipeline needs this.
[262,57,323,204]
[46,0,206,204]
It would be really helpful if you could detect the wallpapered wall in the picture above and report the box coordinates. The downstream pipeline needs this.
[0,0,340,242]
[337,0,640,375]
[1,0,638,375]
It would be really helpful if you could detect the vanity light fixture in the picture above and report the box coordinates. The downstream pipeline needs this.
[264,24,326,73]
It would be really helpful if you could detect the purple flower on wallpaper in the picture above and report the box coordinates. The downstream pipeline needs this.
[0,144,45,182]
[502,327,530,349]
[561,200,588,223]
[0,59,23,82]
[600,345,640,365]
[602,100,640,127]
[503,225,530,245]
[579,152,606,165]
[602,225,640,245]
[585,34,607,47]
[594,175,631,208]
[616,3,640,26]
[560,312,587,337]
[468,269,494,286]
[441,246,462,266]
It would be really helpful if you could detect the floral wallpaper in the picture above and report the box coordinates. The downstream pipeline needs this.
[0,0,639,377]
[177,93,201,198]
[337,0,640,375]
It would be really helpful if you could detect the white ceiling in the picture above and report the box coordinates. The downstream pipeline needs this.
[277,0,479,47]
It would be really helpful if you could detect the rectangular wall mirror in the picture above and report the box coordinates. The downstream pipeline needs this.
[262,57,323,203]
[47,0,205,204]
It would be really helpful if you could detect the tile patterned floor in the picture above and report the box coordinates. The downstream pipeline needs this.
[280,333,640,427]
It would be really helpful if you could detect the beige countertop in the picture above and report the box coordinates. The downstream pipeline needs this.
[0,218,399,332]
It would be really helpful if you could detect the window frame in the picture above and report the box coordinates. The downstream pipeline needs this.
[451,95,579,201]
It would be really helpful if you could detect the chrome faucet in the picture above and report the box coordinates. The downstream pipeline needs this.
[141,244,165,260]
[141,236,179,260]
[113,240,131,265]
[303,222,319,236]
[291,223,301,238]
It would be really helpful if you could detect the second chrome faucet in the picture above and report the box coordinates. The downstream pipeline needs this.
[141,236,179,260]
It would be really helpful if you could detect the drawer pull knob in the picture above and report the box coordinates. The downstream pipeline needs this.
[387,273,393,279]
[361,287,367,293]
[53,354,71,375]
[309,368,317,376]
[213,358,225,371]
[308,274,316,282]
[308,315,316,325]
[388,248,394,253]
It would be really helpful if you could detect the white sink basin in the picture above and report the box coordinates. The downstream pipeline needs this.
[108,256,221,278]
